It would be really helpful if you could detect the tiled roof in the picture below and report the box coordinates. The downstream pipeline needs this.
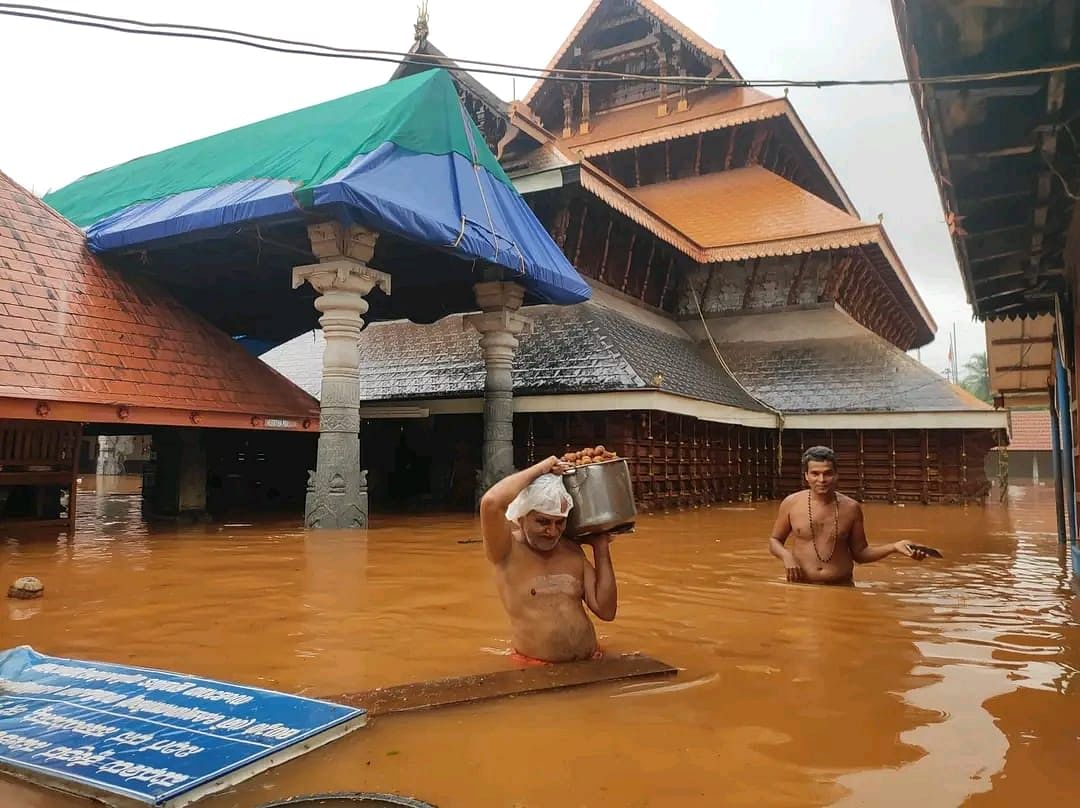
[0,171,319,421]
[628,166,878,260]
[262,302,764,411]
[716,334,994,413]
[1008,409,1052,451]
[559,89,782,156]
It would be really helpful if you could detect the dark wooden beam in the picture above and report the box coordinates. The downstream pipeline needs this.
[586,34,659,64]
[970,249,1027,266]
[960,189,1034,208]
[995,363,1051,373]
[724,129,737,170]
[819,253,852,301]
[949,144,1036,160]
[935,84,1041,102]
[620,232,638,293]
[997,387,1051,395]
[965,225,1031,263]
[598,217,614,282]
[572,203,589,266]
[639,241,657,301]
[658,254,677,308]
[990,336,1053,346]
[977,283,1032,303]
[700,264,717,307]
[786,254,812,306]
[741,258,762,309]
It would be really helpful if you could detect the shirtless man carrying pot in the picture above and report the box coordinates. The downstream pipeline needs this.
[769,446,928,585]
[480,456,617,662]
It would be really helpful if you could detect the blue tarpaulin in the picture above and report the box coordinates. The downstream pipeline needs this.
[44,70,590,306]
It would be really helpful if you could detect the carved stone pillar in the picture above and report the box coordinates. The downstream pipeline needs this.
[293,223,390,529]
[464,281,530,495]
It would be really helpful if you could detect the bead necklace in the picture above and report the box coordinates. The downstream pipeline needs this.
[807,492,840,564]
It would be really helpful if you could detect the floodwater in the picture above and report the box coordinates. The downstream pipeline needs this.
[1,476,1078,807]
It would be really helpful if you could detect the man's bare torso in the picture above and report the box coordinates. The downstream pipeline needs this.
[785,490,859,584]
[493,528,597,661]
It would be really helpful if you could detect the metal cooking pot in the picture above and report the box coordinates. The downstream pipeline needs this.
[563,458,636,538]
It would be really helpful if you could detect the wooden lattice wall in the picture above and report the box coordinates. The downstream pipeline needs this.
[516,412,994,508]
[776,428,995,504]
[0,418,81,529]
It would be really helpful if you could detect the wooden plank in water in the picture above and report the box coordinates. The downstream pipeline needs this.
[327,654,677,717]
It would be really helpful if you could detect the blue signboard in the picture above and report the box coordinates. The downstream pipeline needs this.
[0,646,366,806]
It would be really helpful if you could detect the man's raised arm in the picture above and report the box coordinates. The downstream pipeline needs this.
[479,456,570,564]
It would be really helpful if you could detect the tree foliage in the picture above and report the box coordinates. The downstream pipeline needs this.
[960,352,991,403]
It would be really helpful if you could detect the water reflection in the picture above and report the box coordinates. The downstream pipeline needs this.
[0,481,1076,807]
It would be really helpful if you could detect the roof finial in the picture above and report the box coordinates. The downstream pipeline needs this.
[414,0,430,46]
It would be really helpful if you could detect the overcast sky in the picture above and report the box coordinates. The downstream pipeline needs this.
[0,0,985,376]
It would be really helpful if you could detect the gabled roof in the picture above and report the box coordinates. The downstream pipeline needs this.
[523,0,741,108]
[262,302,764,412]
[0,171,319,428]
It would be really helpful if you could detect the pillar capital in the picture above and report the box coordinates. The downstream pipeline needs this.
[473,280,525,313]
[292,259,391,299]
[463,308,531,341]
[307,221,379,264]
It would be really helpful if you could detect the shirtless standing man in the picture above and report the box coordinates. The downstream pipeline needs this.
[769,446,927,585]
[479,456,617,662]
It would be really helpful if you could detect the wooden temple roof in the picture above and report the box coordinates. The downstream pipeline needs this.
[628,166,877,259]
[573,164,935,343]
[558,87,781,155]
[0,171,319,430]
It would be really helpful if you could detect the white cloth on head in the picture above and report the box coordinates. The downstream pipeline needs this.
[505,474,574,522]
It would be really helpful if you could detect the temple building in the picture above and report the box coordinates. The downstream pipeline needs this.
[0,171,320,529]
[264,0,1005,510]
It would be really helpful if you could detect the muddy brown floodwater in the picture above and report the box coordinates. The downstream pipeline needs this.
[1,476,1078,807]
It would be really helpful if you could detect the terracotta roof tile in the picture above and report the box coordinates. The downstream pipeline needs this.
[0,170,318,421]
[628,166,871,256]
[559,88,781,155]
[1008,409,1052,451]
